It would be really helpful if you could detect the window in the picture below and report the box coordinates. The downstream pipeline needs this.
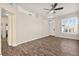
[61,17,78,34]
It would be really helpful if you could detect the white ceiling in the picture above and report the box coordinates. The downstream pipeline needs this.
[17,3,79,18]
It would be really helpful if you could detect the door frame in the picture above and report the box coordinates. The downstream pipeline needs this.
[0,5,16,55]
[7,12,16,46]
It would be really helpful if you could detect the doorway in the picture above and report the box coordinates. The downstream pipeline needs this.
[1,8,12,55]
[1,14,9,55]
[0,8,16,55]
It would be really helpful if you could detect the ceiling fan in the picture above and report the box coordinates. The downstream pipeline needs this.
[44,3,64,13]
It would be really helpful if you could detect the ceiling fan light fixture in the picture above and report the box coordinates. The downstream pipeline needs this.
[50,10,54,13]
[50,10,56,13]
[44,3,64,14]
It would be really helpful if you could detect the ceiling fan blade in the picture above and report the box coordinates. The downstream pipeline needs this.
[53,3,58,8]
[54,7,64,10]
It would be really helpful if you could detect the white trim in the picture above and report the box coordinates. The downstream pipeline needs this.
[0,4,16,55]
[12,35,49,47]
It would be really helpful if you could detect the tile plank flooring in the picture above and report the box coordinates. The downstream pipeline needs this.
[1,36,79,56]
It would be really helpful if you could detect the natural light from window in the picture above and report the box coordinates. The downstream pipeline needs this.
[62,17,78,34]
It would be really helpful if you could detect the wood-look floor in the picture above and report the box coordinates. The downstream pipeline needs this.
[1,36,79,56]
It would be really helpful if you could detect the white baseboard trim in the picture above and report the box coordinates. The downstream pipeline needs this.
[12,35,49,47]
[12,43,17,47]
[8,35,79,47]
[50,34,79,40]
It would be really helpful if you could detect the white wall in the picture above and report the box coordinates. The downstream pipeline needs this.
[16,11,49,44]
[50,12,79,40]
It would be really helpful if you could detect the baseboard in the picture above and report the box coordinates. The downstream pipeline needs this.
[12,43,17,47]
[12,35,49,47]
[49,35,55,37]
[50,35,79,40]
[12,40,33,47]
[10,35,79,47]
